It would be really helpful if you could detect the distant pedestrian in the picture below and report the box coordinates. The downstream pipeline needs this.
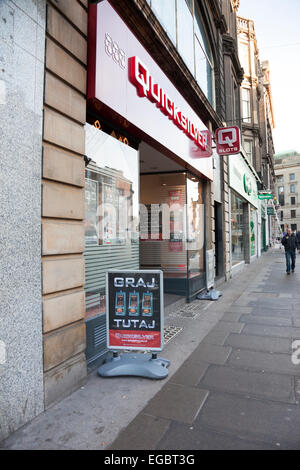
[281,228,299,274]
[296,231,300,246]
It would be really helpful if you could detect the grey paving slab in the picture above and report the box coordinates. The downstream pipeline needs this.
[196,392,300,448]
[224,306,253,314]
[211,321,245,334]
[156,421,277,450]
[248,299,292,310]
[199,364,295,403]
[221,312,243,323]
[242,324,300,339]
[109,414,170,450]
[226,333,291,354]
[247,307,300,318]
[229,349,300,376]
[201,329,230,346]
[239,314,292,327]
[169,361,208,387]
[191,343,232,365]
[143,383,209,425]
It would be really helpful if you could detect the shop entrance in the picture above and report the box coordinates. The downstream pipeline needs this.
[83,126,206,369]
[139,143,206,302]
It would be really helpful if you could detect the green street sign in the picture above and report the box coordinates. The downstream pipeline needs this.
[267,207,275,215]
[258,193,273,200]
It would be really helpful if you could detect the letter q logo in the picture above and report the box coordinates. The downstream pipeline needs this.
[292,340,300,365]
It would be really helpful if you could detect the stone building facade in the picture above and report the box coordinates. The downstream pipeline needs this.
[274,151,300,234]
[237,15,276,253]
[1,0,245,440]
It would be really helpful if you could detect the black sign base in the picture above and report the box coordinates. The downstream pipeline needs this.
[98,352,170,379]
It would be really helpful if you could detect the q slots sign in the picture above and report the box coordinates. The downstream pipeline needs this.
[106,270,164,351]
[129,56,212,157]
[216,126,241,155]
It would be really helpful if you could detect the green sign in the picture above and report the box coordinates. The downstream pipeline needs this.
[267,207,275,215]
[243,174,252,196]
[258,193,273,200]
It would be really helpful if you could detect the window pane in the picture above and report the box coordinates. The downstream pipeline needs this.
[177,0,195,72]
[84,124,139,320]
[239,43,249,74]
[244,139,253,164]
[290,173,295,180]
[195,37,208,96]
[151,0,176,45]
[242,88,250,123]
[194,7,210,63]
[291,184,295,193]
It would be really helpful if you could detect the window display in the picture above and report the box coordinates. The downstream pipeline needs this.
[231,191,244,265]
[84,123,139,320]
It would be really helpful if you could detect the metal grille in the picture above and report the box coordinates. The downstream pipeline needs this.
[163,325,183,344]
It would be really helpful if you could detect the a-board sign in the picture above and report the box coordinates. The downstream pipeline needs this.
[106,270,164,351]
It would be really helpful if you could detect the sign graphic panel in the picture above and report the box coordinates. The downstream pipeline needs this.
[107,270,163,351]
[216,126,241,155]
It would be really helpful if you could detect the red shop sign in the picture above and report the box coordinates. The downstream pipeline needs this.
[87,1,213,179]
[216,126,241,155]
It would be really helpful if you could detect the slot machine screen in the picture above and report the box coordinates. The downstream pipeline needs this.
[144,295,151,307]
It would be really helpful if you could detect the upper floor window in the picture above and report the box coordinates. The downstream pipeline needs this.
[290,184,296,193]
[151,0,177,45]
[244,139,253,165]
[242,88,251,123]
[290,173,295,180]
[194,4,214,105]
[276,175,284,182]
[239,42,250,75]
[291,197,296,205]
[177,0,195,73]
[147,0,214,107]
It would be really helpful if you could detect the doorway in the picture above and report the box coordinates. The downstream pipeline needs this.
[139,143,206,301]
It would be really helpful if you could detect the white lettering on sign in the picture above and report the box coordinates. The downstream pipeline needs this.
[114,277,156,288]
[104,32,126,69]
[129,56,210,152]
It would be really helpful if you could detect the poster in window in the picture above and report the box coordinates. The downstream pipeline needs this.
[168,190,183,252]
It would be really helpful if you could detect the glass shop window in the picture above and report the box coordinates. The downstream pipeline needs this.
[84,123,139,320]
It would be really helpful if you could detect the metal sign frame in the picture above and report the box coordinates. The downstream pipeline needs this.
[106,269,164,352]
[206,249,215,290]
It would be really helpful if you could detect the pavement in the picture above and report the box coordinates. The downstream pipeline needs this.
[2,248,300,450]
